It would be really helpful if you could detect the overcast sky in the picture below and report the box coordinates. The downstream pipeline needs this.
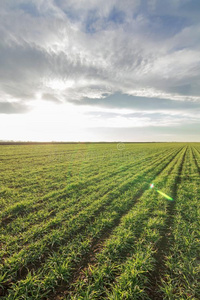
[0,0,200,142]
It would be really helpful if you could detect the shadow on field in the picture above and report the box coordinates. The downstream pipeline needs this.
[146,147,187,300]
[1,148,183,299]
[47,148,184,300]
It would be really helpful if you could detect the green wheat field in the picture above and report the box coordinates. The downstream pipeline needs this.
[0,143,199,299]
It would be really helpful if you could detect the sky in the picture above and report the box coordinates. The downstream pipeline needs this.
[0,0,200,142]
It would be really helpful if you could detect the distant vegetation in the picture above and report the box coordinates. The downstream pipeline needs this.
[0,143,199,299]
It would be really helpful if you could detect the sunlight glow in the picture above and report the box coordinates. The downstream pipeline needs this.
[45,79,75,91]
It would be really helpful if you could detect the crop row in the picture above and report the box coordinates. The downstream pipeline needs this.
[0,145,185,298]
[0,146,178,253]
[0,144,175,210]
[60,146,187,300]
[159,146,199,299]
[0,146,177,263]
[1,146,179,276]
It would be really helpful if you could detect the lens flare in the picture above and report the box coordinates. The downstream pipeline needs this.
[150,183,173,201]
[157,190,174,201]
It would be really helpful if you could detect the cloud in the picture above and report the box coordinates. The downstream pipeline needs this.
[41,93,61,103]
[0,0,200,116]
[72,92,200,113]
[0,101,30,114]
